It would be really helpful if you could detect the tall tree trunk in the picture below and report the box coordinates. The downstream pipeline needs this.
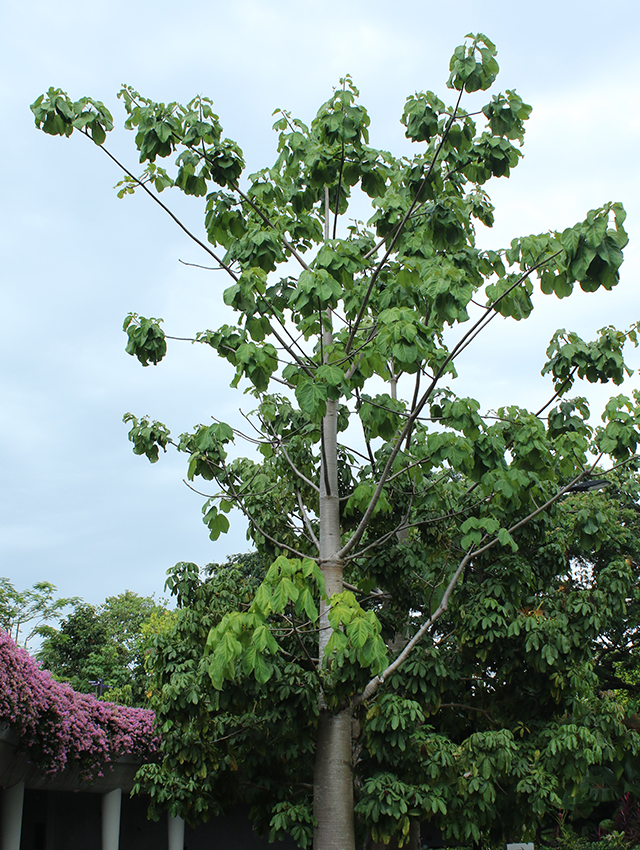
[315,396,355,850]
[314,709,355,850]
[318,396,342,661]
[314,188,355,850]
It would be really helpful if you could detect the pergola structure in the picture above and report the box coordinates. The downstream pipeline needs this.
[0,726,294,850]
[0,726,184,850]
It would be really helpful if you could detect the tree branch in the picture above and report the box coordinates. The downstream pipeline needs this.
[346,89,465,355]
[296,488,320,551]
[279,444,320,493]
[353,457,615,706]
[338,251,563,560]
[84,131,239,282]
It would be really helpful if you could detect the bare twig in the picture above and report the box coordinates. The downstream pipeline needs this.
[280,444,320,493]
[178,258,232,272]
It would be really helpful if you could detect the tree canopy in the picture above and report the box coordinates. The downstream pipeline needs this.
[33,32,640,850]
[138,473,640,848]
[0,630,158,777]
[37,591,168,706]
[0,577,78,649]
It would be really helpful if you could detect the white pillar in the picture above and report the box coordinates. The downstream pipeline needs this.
[102,788,122,850]
[168,814,185,850]
[0,781,25,850]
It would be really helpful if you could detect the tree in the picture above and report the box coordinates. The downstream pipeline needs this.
[37,591,168,706]
[139,474,640,849]
[32,33,640,849]
[0,577,79,648]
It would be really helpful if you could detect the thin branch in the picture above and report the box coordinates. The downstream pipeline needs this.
[450,308,500,361]
[338,251,563,560]
[280,444,320,493]
[534,367,579,418]
[354,387,377,473]
[335,442,370,464]
[83,131,239,282]
[344,527,398,563]
[296,489,320,551]
[449,253,561,368]
[182,479,218,499]
[207,414,267,446]
[246,510,315,561]
[265,324,317,379]
[178,258,232,272]
[346,89,465,355]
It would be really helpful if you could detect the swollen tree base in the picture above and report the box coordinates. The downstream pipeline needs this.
[314,709,355,850]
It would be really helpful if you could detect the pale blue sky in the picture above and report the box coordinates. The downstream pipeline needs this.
[1,0,639,607]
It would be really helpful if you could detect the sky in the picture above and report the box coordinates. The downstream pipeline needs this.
[1,0,639,612]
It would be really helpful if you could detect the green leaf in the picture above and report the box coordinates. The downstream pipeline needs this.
[497,527,518,552]
[295,378,328,420]
[347,617,372,649]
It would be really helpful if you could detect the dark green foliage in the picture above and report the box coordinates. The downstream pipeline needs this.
[137,555,318,847]
[141,472,640,847]
[37,591,167,706]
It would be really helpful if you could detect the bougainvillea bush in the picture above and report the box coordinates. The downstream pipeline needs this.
[0,631,159,778]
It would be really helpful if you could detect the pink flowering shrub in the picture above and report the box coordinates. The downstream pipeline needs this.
[0,631,160,777]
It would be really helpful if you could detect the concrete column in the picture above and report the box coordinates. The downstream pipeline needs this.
[168,814,185,850]
[0,781,25,850]
[102,788,122,850]
[46,791,56,850]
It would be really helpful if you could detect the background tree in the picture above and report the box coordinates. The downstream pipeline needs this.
[33,33,640,850]
[0,577,78,648]
[37,590,168,706]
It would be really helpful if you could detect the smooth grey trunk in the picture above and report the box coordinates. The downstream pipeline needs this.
[314,188,355,850]
[313,709,355,850]
[318,188,343,664]
[318,396,342,662]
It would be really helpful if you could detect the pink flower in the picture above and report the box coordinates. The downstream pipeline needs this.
[0,631,160,778]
